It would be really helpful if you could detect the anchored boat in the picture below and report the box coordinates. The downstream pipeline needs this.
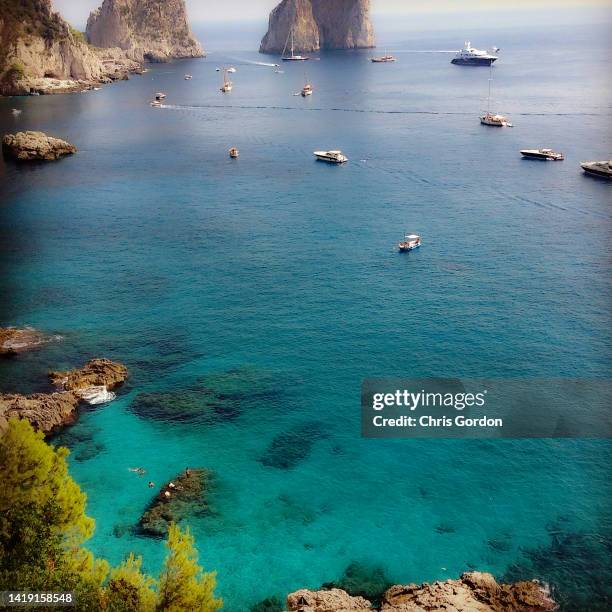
[282,28,310,61]
[452,41,498,66]
[371,53,396,63]
[314,150,348,164]
[580,160,612,179]
[520,149,564,161]
[480,66,512,127]
[398,234,422,252]
[220,69,233,93]
[229,148,239,159]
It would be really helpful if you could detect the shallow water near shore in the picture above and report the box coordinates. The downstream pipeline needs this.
[1,16,611,611]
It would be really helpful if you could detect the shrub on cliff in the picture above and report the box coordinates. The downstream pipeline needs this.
[0,419,222,611]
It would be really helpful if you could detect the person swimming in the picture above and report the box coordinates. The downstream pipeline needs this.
[128,467,146,475]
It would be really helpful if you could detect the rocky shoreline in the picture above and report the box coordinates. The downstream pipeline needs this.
[0,326,62,354]
[0,356,127,434]
[286,572,557,611]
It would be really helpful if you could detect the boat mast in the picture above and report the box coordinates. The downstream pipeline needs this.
[487,64,493,115]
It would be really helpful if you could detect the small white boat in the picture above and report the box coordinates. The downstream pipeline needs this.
[93,87,101,91]
[155,92,166,100]
[371,54,396,63]
[150,100,162,107]
[398,233,422,252]
[301,76,313,97]
[314,150,348,164]
[229,147,239,159]
[220,69,233,92]
[184,74,193,80]
[11,108,22,116]
[580,160,612,179]
[227,67,237,73]
[520,148,564,161]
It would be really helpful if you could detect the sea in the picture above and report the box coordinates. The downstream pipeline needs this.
[0,9,611,611]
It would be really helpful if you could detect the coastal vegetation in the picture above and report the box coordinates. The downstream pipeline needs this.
[0,419,222,611]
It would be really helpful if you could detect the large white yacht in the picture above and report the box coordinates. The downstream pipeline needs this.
[452,41,498,66]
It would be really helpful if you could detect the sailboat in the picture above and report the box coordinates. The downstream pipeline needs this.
[220,68,233,93]
[480,65,512,127]
[282,27,309,61]
[301,72,313,96]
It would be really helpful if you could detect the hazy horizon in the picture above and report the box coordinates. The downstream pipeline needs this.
[53,0,611,29]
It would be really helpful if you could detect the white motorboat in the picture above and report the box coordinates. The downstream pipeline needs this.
[220,69,233,92]
[520,149,564,161]
[314,150,348,164]
[398,233,422,252]
[580,160,612,179]
[155,92,166,100]
[184,74,193,80]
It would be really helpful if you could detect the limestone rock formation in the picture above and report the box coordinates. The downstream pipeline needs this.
[0,0,142,95]
[286,572,556,611]
[86,0,204,63]
[139,468,212,537]
[287,588,371,611]
[0,392,80,434]
[0,326,61,354]
[260,0,374,54]
[0,358,127,434]
[49,358,128,392]
[2,132,76,161]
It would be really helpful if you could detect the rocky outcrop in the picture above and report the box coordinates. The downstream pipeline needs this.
[86,0,204,63]
[287,573,556,611]
[0,327,61,354]
[260,0,374,54]
[0,392,80,434]
[0,358,127,434]
[287,588,371,611]
[2,132,76,161]
[49,358,128,392]
[0,0,142,96]
[139,468,212,537]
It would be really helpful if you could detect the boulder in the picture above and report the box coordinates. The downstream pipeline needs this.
[2,132,76,161]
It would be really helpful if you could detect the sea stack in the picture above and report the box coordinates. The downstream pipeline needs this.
[260,0,374,54]
[86,0,204,63]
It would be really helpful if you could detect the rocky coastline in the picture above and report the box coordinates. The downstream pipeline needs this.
[0,326,61,354]
[286,572,557,611]
[0,357,127,434]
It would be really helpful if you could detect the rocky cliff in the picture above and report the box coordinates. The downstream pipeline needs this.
[260,0,374,54]
[86,0,204,63]
[0,0,142,95]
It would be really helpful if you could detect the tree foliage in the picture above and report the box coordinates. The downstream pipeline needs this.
[0,419,222,611]
[157,524,222,612]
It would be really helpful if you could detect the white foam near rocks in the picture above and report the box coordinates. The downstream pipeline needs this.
[77,386,116,405]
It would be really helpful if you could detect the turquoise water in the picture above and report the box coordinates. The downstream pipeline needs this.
[1,17,611,611]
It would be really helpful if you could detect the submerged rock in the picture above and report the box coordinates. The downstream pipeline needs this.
[2,132,76,161]
[139,468,212,538]
[287,572,556,611]
[260,0,374,54]
[0,326,60,355]
[260,421,327,469]
[86,0,204,63]
[131,365,285,424]
[323,562,392,606]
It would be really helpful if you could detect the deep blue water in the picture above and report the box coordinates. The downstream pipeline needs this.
[1,16,611,611]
